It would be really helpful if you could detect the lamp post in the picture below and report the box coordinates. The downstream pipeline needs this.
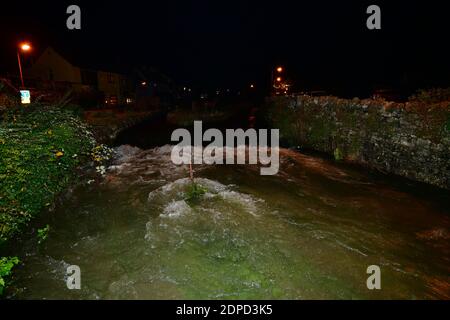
[271,66,284,95]
[17,42,31,88]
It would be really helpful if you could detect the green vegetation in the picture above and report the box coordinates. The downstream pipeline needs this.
[0,256,19,295]
[185,182,208,205]
[333,148,344,161]
[91,144,113,164]
[0,102,101,295]
[0,103,95,246]
[37,224,50,245]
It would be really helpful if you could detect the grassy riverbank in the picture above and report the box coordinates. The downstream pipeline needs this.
[0,104,96,292]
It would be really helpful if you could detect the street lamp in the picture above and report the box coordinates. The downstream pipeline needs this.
[276,66,283,73]
[17,42,32,88]
[20,43,31,51]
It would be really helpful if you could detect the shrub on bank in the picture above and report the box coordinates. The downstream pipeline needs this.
[0,256,19,295]
[0,103,96,246]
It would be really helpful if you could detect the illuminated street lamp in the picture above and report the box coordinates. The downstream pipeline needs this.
[276,66,283,73]
[21,43,31,51]
[250,84,255,88]
[276,77,282,82]
[17,42,32,88]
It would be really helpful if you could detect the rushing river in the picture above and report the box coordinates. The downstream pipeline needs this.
[5,117,450,300]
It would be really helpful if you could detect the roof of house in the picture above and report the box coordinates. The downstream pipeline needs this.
[38,45,131,75]
[34,44,175,84]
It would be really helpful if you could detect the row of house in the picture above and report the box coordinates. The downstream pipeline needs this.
[23,46,179,109]
[26,47,133,106]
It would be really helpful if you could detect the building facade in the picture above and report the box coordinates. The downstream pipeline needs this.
[28,47,134,106]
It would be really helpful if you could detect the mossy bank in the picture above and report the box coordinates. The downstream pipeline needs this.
[0,104,101,293]
[264,94,450,189]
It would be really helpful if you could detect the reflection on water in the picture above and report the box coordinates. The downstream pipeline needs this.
[6,145,450,299]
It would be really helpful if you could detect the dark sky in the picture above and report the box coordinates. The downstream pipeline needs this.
[0,0,449,96]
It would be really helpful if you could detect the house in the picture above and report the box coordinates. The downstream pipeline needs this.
[27,47,134,106]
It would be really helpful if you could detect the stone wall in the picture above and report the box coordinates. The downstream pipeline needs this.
[265,95,450,189]
[84,110,161,144]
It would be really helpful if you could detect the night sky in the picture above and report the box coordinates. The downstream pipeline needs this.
[1,0,449,97]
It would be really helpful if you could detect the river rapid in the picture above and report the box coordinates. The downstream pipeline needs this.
[6,137,450,299]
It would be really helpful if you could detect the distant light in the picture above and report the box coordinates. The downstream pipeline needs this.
[183,87,186,91]
[250,84,255,88]
[126,98,133,104]
[276,67,283,72]
[276,77,282,82]
[141,81,147,86]
[20,43,32,52]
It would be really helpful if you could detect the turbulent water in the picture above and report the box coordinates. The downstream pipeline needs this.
[6,144,450,299]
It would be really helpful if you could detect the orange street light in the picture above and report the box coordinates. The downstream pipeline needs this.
[276,67,283,73]
[17,42,32,88]
[276,77,282,82]
[20,43,32,52]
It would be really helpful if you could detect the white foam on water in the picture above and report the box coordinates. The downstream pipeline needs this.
[147,178,189,202]
[144,177,267,246]
[218,190,263,217]
[108,145,192,185]
[44,255,72,281]
[147,177,263,217]
[113,145,142,164]
[161,200,192,219]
